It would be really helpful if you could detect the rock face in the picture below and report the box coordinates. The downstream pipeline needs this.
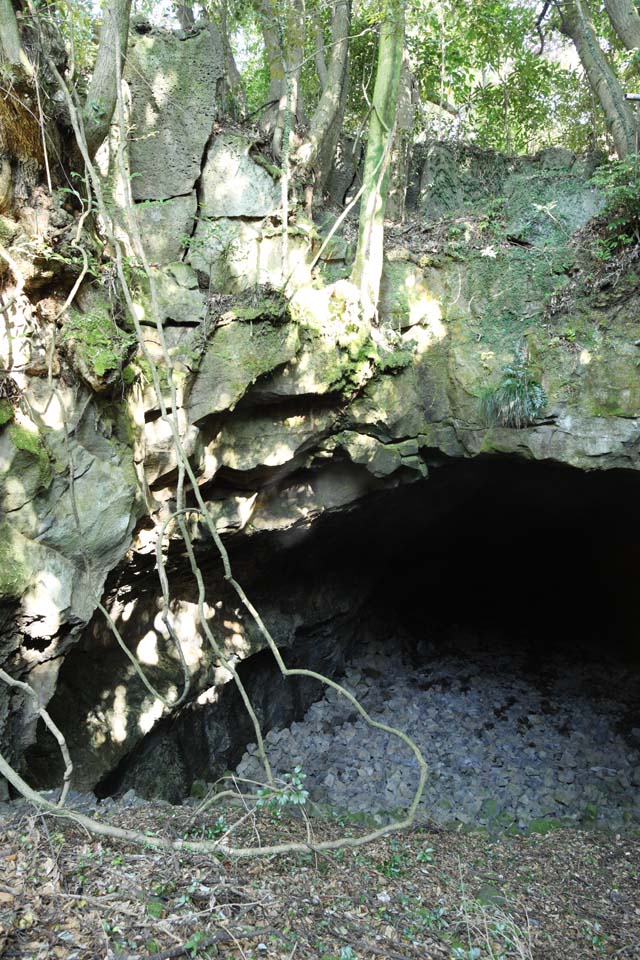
[136,195,198,265]
[126,23,224,201]
[2,27,640,803]
[0,382,140,780]
[187,317,301,424]
[199,134,280,218]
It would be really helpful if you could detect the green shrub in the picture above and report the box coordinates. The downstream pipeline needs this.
[481,347,547,428]
[591,154,640,259]
[256,766,309,820]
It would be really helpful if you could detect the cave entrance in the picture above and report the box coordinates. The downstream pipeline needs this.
[107,457,640,829]
[296,455,640,662]
[232,457,640,830]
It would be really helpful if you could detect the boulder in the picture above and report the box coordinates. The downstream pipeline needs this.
[199,134,280,218]
[126,25,224,200]
[187,319,300,423]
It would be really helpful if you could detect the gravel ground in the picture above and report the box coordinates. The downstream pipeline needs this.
[236,628,640,831]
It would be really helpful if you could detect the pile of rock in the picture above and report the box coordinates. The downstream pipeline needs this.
[236,632,640,830]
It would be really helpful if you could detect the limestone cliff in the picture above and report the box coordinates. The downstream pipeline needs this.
[1,25,638,798]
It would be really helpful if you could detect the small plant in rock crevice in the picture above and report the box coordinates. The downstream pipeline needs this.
[480,346,547,429]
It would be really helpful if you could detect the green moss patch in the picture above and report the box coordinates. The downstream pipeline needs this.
[0,399,14,427]
[528,817,563,835]
[226,287,289,324]
[0,522,31,599]
[62,305,136,379]
[7,422,52,489]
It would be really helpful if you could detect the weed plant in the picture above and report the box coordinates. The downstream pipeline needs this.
[480,347,546,428]
[591,154,640,259]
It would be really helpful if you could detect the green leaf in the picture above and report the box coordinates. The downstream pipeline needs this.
[146,899,164,919]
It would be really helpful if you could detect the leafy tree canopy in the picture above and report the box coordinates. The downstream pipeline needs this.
[202,0,635,156]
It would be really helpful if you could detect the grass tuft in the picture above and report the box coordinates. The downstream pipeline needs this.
[480,347,547,429]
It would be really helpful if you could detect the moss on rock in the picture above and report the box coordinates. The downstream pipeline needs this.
[0,399,14,427]
[0,522,30,599]
[0,422,53,512]
[62,299,136,389]
[187,319,301,423]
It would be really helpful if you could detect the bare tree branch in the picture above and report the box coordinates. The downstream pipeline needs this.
[0,668,73,805]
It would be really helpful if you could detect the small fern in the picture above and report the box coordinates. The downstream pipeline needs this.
[480,347,547,428]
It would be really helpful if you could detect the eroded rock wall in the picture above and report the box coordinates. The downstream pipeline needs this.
[2,25,640,797]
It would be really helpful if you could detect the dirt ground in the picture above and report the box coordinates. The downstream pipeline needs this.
[0,798,638,960]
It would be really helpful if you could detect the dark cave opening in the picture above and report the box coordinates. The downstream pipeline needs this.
[29,456,640,825]
[265,454,640,664]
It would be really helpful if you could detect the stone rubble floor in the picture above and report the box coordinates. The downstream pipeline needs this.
[237,629,640,831]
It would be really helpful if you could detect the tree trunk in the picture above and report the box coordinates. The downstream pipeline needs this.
[175,3,196,30]
[256,0,285,117]
[351,0,405,321]
[604,0,640,51]
[314,59,349,198]
[83,0,132,159]
[313,18,328,91]
[209,0,246,115]
[559,0,637,158]
[0,0,29,69]
[295,0,351,196]
[254,0,305,156]
[386,49,415,223]
[0,0,43,212]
